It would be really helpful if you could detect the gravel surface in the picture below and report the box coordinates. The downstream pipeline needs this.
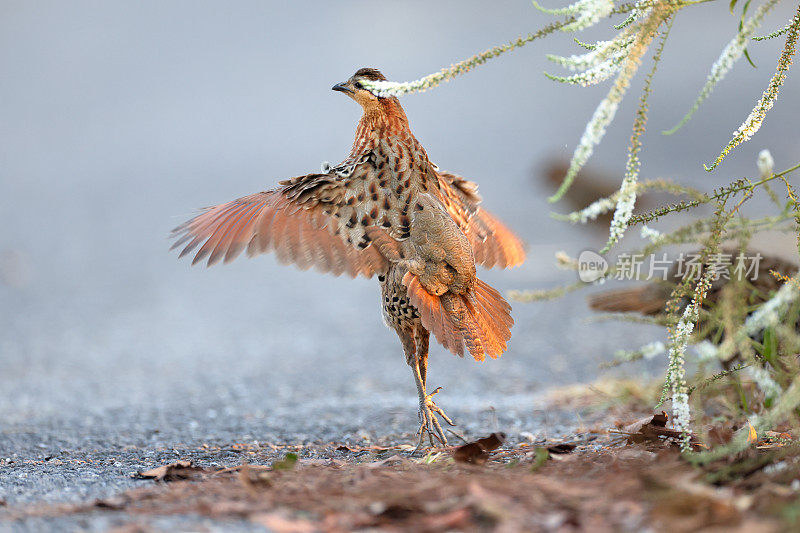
[1,1,798,530]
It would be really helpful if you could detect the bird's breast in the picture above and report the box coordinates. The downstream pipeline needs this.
[379,264,420,330]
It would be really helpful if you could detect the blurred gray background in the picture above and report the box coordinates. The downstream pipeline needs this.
[1,0,799,503]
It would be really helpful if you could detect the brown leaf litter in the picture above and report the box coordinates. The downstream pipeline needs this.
[3,385,798,532]
[612,411,704,450]
[133,460,211,482]
[5,436,796,533]
[453,432,506,465]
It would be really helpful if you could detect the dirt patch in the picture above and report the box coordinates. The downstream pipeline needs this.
[5,435,797,532]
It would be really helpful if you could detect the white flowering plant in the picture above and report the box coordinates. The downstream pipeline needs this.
[363,0,800,460]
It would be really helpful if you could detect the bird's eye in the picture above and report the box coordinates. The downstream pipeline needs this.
[354,81,364,90]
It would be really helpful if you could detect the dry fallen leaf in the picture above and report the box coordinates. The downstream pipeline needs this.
[453,433,506,465]
[546,443,577,454]
[746,422,758,445]
[134,460,209,482]
[367,455,409,469]
[618,412,701,449]
[764,430,792,440]
[621,412,669,435]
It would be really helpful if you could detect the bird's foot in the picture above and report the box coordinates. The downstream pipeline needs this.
[414,387,455,453]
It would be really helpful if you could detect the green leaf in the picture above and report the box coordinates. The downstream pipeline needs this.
[530,447,550,472]
[763,327,778,364]
[743,47,757,68]
[740,0,753,25]
[272,452,298,470]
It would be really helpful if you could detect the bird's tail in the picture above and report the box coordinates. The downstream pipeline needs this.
[587,285,670,316]
[403,273,513,361]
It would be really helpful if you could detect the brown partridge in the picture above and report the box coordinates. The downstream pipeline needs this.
[171,68,526,447]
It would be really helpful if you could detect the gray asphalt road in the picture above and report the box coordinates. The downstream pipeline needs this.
[1,1,799,528]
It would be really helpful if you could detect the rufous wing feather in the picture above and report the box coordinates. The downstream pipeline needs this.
[436,170,526,269]
[171,190,387,278]
[469,209,527,269]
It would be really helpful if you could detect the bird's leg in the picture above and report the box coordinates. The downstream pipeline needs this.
[416,330,455,430]
[398,329,434,449]
[417,331,429,389]
[411,354,444,450]
[411,330,454,452]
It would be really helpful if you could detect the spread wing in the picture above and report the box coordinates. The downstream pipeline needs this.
[171,155,525,278]
[436,171,526,269]
[170,155,395,278]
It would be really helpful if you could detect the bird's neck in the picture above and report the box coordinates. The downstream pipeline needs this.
[355,98,410,139]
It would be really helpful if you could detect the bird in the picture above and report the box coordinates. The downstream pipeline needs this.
[170,68,526,447]
[588,249,797,363]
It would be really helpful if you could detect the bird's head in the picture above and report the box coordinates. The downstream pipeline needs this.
[332,68,389,110]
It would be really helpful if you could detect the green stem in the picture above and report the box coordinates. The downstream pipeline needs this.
[629,161,800,226]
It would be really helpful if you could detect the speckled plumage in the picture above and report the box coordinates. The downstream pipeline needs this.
[171,68,526,446]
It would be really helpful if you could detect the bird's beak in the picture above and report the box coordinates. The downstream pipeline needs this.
[332,82,354,94]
